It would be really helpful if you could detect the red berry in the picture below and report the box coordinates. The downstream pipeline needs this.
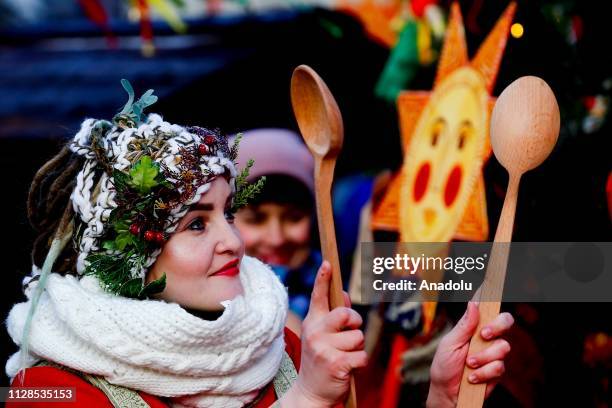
[204,135,215,145]
[155,231,165,243]
[144,230,156,241]
[198,144,208,155]
[129,223,141,235]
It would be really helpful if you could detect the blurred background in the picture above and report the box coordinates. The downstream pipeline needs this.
[1,0,611,406]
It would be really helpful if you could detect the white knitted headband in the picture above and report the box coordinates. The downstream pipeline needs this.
[43,79,267,300]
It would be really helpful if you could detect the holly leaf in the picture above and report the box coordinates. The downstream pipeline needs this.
[159,180,174,189]
[107,207,121,225]
[112,169,131,193]
[129,156,160,194]
[102,240,116,251]
[114,219,130,234]
[139,273,166,298]
[132,236,146,253]
[114,232,134,251]
[134,195,156,211]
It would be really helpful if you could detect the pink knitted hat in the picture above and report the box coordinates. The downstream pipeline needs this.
[232,128,314,193]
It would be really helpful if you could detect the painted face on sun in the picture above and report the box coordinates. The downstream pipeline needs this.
[371,2,516,244]
[400,67,488,242]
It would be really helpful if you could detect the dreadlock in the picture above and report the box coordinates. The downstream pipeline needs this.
[27,145,85,275]
[16,145,83,384]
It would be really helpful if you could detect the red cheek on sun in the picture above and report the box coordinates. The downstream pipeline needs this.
[413,162,431,202]
[444,165,462,207]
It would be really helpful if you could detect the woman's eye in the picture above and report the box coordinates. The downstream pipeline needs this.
[284,209,308,223]
[225,211,236,223]
[243,212,266,225]
[188,217,206,231]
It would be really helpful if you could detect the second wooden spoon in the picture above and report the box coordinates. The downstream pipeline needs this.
[457,76,560,407]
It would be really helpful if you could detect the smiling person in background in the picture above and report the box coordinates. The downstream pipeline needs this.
[232,129,320,331]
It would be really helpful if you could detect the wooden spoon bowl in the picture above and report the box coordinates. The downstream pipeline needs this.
[291,65,344,158]
[490,76,560,174]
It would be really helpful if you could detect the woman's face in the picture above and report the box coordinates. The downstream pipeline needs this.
[235,202,311,269]
[147,177,244,311]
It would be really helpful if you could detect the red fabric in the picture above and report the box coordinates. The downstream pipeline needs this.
[253,327,302,407]
[6,366,167,408]
[410,0,436,17]
[379,333,410,408]
[606,171,612,221]
[6,327,302,408]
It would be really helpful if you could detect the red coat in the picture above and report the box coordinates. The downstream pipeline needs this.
[6,328,301,408]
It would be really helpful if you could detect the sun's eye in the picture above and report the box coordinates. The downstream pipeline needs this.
[458,120,473,150]
[431,118,446,147]
[188,217,206,231]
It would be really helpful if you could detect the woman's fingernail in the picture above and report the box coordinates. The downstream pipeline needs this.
[482,327,492,339]
[468,357,477,367]
[469,374,478,383]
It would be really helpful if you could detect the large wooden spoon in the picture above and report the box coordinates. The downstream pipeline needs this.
[291,65,357,408]
[457,76,560,407]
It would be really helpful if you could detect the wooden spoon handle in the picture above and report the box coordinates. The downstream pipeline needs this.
[314,157,357,408]
[315,157,345,309]
[456,174,520,408]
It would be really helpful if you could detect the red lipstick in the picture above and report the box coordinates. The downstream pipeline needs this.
[212,258,240,277]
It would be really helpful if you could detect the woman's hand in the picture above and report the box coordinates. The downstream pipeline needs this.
[280,261,367,407]
[427,302,514,408]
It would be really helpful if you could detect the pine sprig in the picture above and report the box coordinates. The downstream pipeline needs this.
[232,159,266,211]
[85,252,141,294]
[84,252,166,298]
[235,158,253,190]
[229,133,243,161]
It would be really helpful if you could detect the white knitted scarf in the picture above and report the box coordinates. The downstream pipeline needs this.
[6,255,288,408]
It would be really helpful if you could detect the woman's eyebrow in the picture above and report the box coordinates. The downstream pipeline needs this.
[189,203,214,212]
